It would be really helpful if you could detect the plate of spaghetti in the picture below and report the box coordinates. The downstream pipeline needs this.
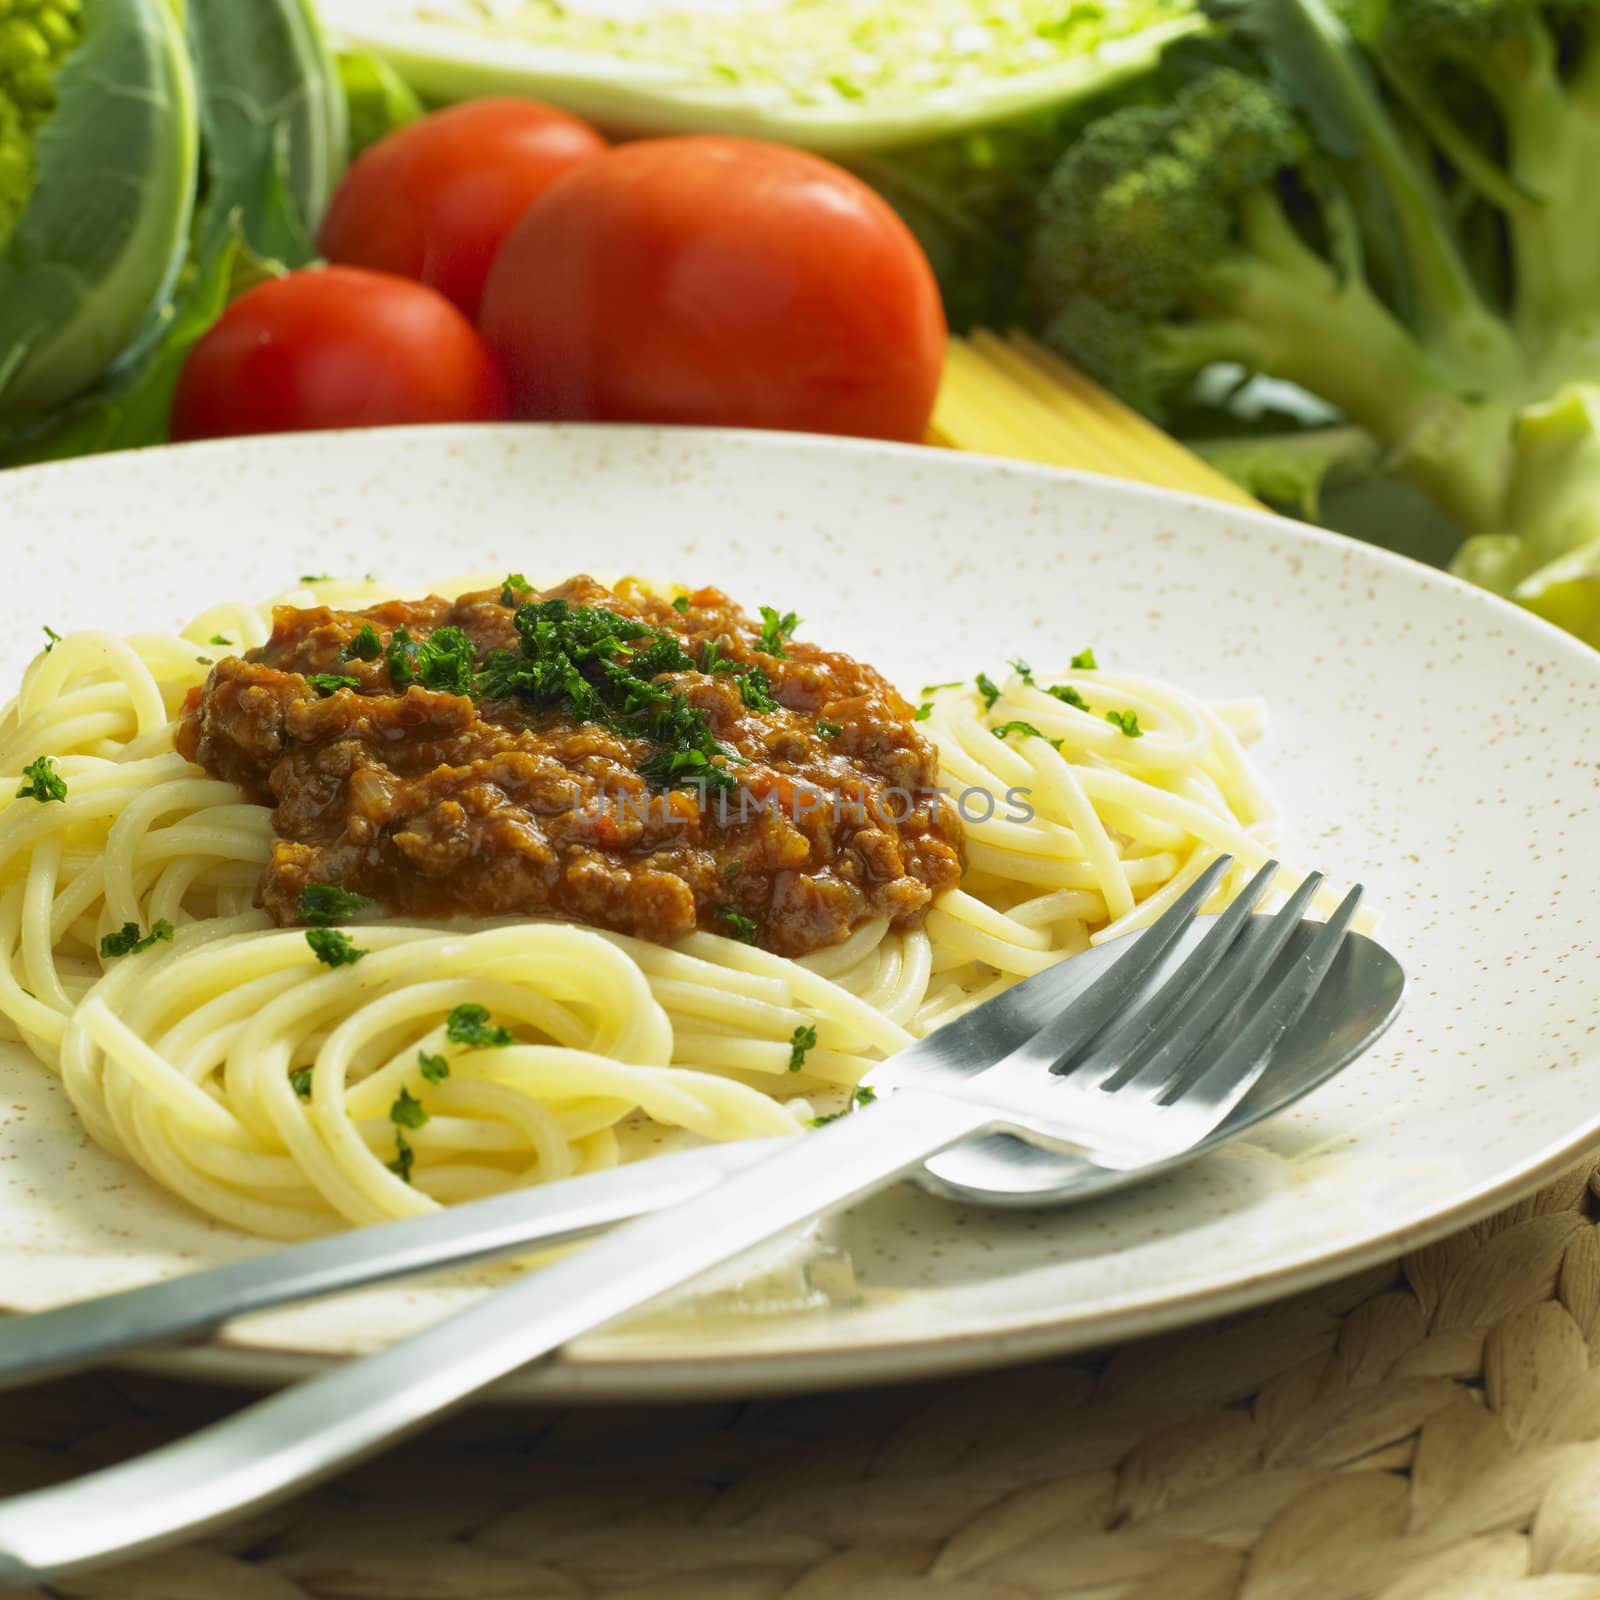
[1,426,1596,1398]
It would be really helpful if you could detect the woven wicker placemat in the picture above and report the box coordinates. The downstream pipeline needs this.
[6,1158,1600,1600]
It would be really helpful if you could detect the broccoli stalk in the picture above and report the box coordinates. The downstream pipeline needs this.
[1031,0,1600,646]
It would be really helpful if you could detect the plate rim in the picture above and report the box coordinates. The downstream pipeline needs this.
[3,421,1598,1401]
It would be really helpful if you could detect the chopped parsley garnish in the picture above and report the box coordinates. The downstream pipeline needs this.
[1048,684,1089,711]
[306,927,368,967]
[810,1083,878,1127]
[391,1088,429,1130]
[700,637,735,674]
[290,1067,313,1099]
[993,721,1060,748]
[41,625,61,653]
[16,756,66,804]
[418,1051,450,1084]
[740,666,780,713]
[385,624,420,688]
[1106,709,1144,737]
[476,598,740,798]
[1007,657,1035,684]
[209,634,232,647]
[756,606,800,657]
[1071,648,1099,671]
[788,1024,818,1073]
[975,672,1001,711]
[921,681,961,695]
[306,673,360,697]
[725,860,742,879]
[390,1086,430,1180]
[416,625,475,695]
[638,745,741,793]
[499,574,532,608]
[100,920,174,959]
[446,1003,514,1048]
[297,884,377,925]
[913,703,933,722]
[816,720,843,739]
[341,623,382,662]
[672,595,691,614]
[718,908,758,944]
[389,1131,415,1184]
[299,572,331,584]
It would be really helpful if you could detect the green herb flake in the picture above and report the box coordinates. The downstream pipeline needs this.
[446,1003,514,1049]
[993,720,1050,742]
[740,665,780,713]
[756,605,800,657]
[810,1083,879,1127]
[816,719,843,739]
[719,908,758,944]
[416,625,476,695]
[499,574,532,608]
[306,673,360,698]
[1106,709,1144,737]
[418,1051,450,1084]
[341,623,382,662]
[391,1087,430,1131]
[1048,684,1089,711]
[975,672,1001,711]
[100,919,175,959]
[290,1067,313,1099]
[41,625,62,653]
[208,635,232,647]
[299,573,332,584]
[298,884,377,925]
[388,1130,415,1184]
[306,927,368,967]
[672,595,691,614]
[913,703,934,722]
[385,624,420,688]
[1071,648,1099,671]
[725,860,742,879]
[16,756,67,804]
[1007,657,1035,684]
[788,1023,819,1073]
[920,681,961,695]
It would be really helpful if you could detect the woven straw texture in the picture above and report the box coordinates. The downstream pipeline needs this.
[6,1157,1600,1600]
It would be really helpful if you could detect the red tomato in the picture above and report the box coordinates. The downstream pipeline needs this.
[170,268,509,443]
[319,98,607,320]
[478,137,947,443]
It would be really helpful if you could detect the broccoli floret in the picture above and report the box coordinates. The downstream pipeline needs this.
[0,0,83,248]
[1031,61,1516,530]
[1358,0,1600,353]
[1031,0,1600,646]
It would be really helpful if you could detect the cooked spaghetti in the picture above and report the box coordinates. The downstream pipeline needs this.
[0,573,1343,1239]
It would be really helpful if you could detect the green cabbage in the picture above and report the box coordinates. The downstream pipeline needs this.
[0,0,196,418]
[1,0,348,463]
[322,0,1201,154]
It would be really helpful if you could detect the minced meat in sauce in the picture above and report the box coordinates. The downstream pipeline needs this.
[177,576,966,958]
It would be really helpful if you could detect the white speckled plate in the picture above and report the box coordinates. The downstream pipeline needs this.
[3,426,1598,1402]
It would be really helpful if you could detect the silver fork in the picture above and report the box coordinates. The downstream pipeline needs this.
[0,854,1364,1584]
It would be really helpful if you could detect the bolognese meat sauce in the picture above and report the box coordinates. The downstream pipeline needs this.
[177,576,965,957]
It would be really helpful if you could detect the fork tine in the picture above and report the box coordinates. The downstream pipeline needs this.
[1072,858,1281,1091]
[974,853,1234,1084]
[1108,868,1328,1100]
[1163,883,1365,1118]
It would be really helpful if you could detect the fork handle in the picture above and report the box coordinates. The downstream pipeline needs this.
[0,1088,995,1583]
